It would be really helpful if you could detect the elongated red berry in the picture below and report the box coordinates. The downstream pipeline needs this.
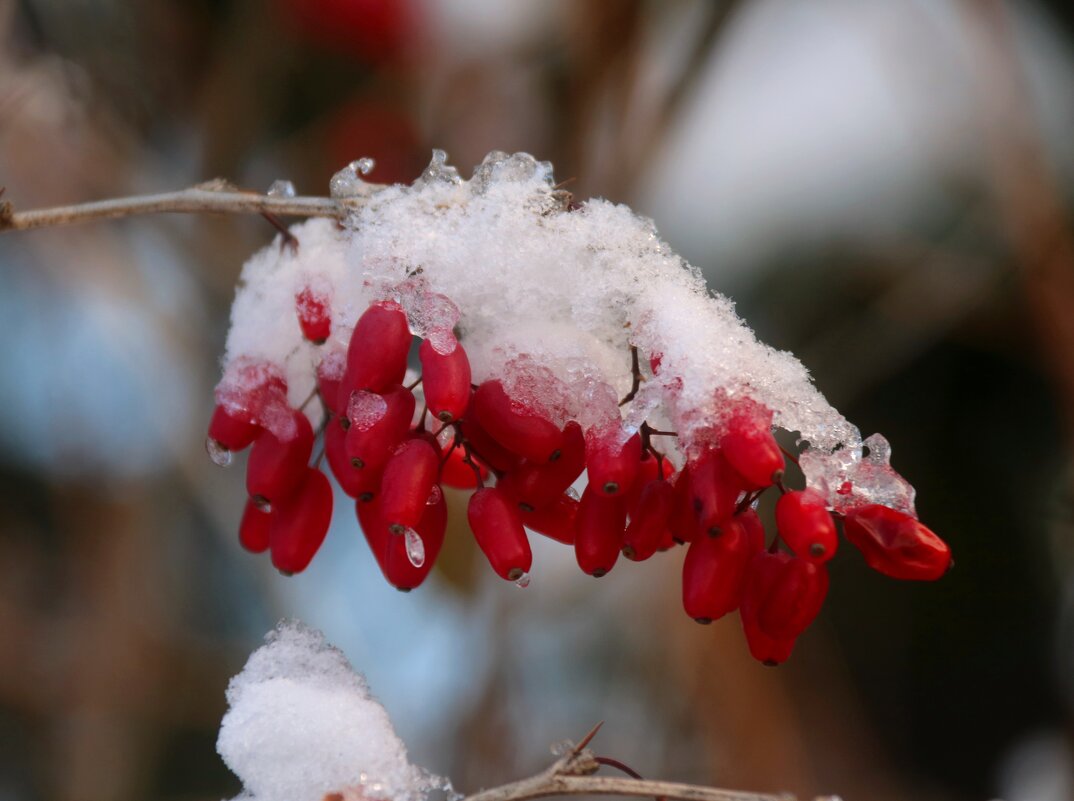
[519,493,579,545]
[740,550,797,665]
[775,490,838,562]
[587,427,642,496]
[688,448,743,535]
[208,404,261,453]
[625,452,673,517]
[472,381,564,463]
[384,492,447,590]
[575,485,627,576]
[317,358,344,415]
[340,302,411,400]
[246,410,314,505]
[736,508,768,552]
[269,468,333,574]
[721,414,784,489]
[623,479,673,561]
[757,556,829,640]
[468,487,532,580]
[239,498,273,553]
[379,439,440,533]
[741,611,797,666]
[682,517,757,622]
[295,286,332,343]
[457,416,523,473]
[325,419,381,500]
[440,444,488,489]
[344,385,415,473]
[497,422,585,511]
[843,504,951,580]
[419,339,471,422]
[357,497,392,579]
[668,466,700,544]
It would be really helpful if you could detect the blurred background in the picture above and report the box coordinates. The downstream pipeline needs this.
[1,0,1073,799]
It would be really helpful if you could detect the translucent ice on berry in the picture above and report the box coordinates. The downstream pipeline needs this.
[514,571,531,589]
[426,484,443,506]
[800,433,916,516]
[347,391,389,432]
[403,527,426,568]
[206,436,233,467]
[217,621,438,801]
[393,282,460,355]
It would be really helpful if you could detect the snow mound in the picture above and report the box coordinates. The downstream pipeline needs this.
[218,149,913,512]
[217,621,442,801]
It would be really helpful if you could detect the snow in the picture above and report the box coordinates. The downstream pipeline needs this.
[218,149,910,508]
[217,620,444,801]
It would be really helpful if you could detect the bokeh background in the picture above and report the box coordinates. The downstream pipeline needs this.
[2,1,1073,800]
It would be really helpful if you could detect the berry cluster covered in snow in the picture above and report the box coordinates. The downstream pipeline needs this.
[218,621,444,801]
[207,151,951,664]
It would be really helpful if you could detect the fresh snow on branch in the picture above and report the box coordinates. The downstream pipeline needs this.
[219,150,911,513]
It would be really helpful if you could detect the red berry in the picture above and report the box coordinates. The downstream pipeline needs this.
[668,466,701,544]
[586,427,642,496]
[340,302,411,400]
[624,451,673,517]
[721,414,784,488]
[344,385,415,473]
[467,487,532,581]
[472,381,564,463]
[681,516,758,622]
[457,416,523,473]
[239,498,273,553]
[356,496,392,580]
[269,468,333,574]
[497,422,585,511]
[246,410,314,505]
[575,485,627,577]
[740,550,798,665]
[622,479,674,561]
[736,508,768,552]
[208,404,261,453]
[295,286,332,343]
[775,490,838,562]
[439,444,487,489]
[688,448,743,535]
[519,493,578,545]
[419,339,471,422]
[756,556,829,640]
[325,419,382,500]
[379,439,440,534]
[383,491,447,590]
[843,504,951,580]
[317,359,344,415]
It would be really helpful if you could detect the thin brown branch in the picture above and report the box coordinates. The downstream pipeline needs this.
[461,747,803,801]
[0,181,386,233]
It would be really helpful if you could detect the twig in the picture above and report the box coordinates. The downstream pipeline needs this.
[0,181,386,233]
[461,749,802,801]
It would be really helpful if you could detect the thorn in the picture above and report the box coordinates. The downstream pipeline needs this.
[572,721,604,754]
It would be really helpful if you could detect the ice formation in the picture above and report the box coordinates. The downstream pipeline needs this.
[217,621,441,801]
[217,149,914,512]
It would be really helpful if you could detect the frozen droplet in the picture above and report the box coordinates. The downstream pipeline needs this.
[419,149,461,186]
[330,159,376,198]
[205,437,232,467]
[266,179,295,198]
[550,739,574,756]
[403,527,425,568]
[426,484,443,506]
[514,571,531,589]
[347,391,388,432]
[566,486,581,501]
[359,772,369,784]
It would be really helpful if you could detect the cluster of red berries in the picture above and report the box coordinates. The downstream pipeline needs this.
[208,297,952,665]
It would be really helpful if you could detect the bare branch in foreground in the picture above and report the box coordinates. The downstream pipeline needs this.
[456,742,831,801]
[0,180,387,233]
